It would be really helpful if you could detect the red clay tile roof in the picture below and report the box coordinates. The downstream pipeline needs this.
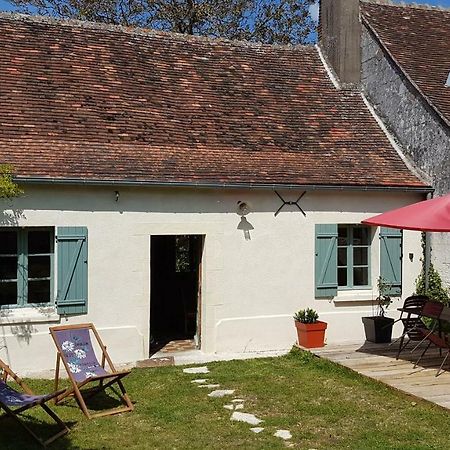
[0,13,426,189]
[362,1,450,126]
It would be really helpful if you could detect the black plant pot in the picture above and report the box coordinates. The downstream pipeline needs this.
[362,316,394,343]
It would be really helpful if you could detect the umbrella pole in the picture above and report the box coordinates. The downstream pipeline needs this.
[425,232,431,291]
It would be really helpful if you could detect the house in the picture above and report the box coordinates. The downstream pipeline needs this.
[358,0,450,284]
[0,9,430,375]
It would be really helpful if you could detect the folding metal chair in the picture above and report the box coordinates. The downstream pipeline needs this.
[415,305,450,376]
[392,295,428,359]
[410,301,444,364]
[0,358,69,447]
[50,323,134,419]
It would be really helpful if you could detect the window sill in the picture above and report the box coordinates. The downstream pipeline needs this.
[333,289,375,303]
[0,307,60,325]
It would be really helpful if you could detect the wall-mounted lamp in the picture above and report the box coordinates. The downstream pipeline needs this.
[115,191,120,202]
[237,201,251,216]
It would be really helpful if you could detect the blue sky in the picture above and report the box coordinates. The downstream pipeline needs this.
[1,0,450,16]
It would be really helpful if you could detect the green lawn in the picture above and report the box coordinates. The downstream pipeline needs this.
[2,348,450,449]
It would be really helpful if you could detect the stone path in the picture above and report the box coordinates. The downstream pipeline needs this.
[183,366,209,374]
[231,411,263,425]
[208,389,235,398]
[274,430,292,440]
[182,365,293,443]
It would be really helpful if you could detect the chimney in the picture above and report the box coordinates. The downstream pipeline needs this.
[319,0,361,89]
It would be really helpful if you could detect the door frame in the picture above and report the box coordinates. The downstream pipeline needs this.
[149,234,205,350]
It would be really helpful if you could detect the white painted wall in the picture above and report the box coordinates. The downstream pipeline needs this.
[0,185,423,376]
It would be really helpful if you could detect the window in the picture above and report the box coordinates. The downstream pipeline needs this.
[337,225,370,289]
[0,228,54,307]
[315,224,402,299]
[315,223,403,299]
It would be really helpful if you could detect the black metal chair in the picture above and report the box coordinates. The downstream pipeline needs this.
[414,305,450,376]
[393,295,428,359]
[410,300,444,364]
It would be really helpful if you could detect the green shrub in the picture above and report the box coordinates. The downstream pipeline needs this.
[416,263,450,305]
[375,276,392,317]
[294,308,319,324]
[415,233,450,305]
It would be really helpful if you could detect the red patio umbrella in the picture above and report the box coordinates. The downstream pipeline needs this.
[362,193,450,232]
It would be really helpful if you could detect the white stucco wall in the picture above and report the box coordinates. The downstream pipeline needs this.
[0,185,424,375]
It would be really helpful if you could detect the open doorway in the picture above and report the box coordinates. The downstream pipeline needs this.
[150,235,204,354]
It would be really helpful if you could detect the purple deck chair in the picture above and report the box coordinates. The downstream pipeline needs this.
[0,358,69,447]
[50,323,133,419]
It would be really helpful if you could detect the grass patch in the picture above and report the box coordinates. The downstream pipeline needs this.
[2,348,450,449]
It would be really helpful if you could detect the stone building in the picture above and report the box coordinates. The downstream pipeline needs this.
[320,0,450,285]
[0,10,431,374]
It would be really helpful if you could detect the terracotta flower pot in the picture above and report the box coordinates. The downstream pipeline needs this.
[295,320,327,348]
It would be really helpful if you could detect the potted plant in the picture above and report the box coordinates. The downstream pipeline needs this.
[294,308,327,348]
[362,277,395,343]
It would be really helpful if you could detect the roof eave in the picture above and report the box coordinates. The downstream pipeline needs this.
[14,176,433,193]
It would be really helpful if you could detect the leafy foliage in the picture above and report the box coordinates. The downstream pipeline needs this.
[0,165,23,199]
[374,276,392,317]
[294,307,319,324]
[416,264,450,305]
[11,0,316,44]
[415,232,450,305]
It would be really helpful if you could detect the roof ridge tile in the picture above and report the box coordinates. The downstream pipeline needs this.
[0,11,313,52]
[361,0,450,13]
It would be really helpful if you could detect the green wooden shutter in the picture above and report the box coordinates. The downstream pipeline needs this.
[315,224,338,298]
[379,227,402,296]
[56,227,88,315]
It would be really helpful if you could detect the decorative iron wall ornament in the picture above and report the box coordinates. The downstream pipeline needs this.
[274,191,307,217]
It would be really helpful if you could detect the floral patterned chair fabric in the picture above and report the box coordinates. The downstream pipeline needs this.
[0,358,69,447]
[0,380,46,406]
[49,323,133,419]
[54,328,109,383]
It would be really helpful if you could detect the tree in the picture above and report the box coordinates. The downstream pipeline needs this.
[10,0,316,45]
[0,165,23,199]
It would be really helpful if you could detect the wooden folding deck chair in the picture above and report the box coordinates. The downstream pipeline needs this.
[49,323,133,419]
[0,358,69,447]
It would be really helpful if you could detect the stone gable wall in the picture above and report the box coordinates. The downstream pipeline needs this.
[361,26,450,285]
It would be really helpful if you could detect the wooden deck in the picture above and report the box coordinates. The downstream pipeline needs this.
[312,341,450,410]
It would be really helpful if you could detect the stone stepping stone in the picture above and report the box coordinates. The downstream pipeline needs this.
[231,411,263,425]
[223,403,243,410]
[250,427,264,434]
[191,379,208,384]
[274,430,292,440]
[198,384,220,389]
[208,389,235,398]
[231,399,245,403]
[183,366,209,374]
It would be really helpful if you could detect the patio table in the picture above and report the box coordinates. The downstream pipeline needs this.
[397,307,423,316]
